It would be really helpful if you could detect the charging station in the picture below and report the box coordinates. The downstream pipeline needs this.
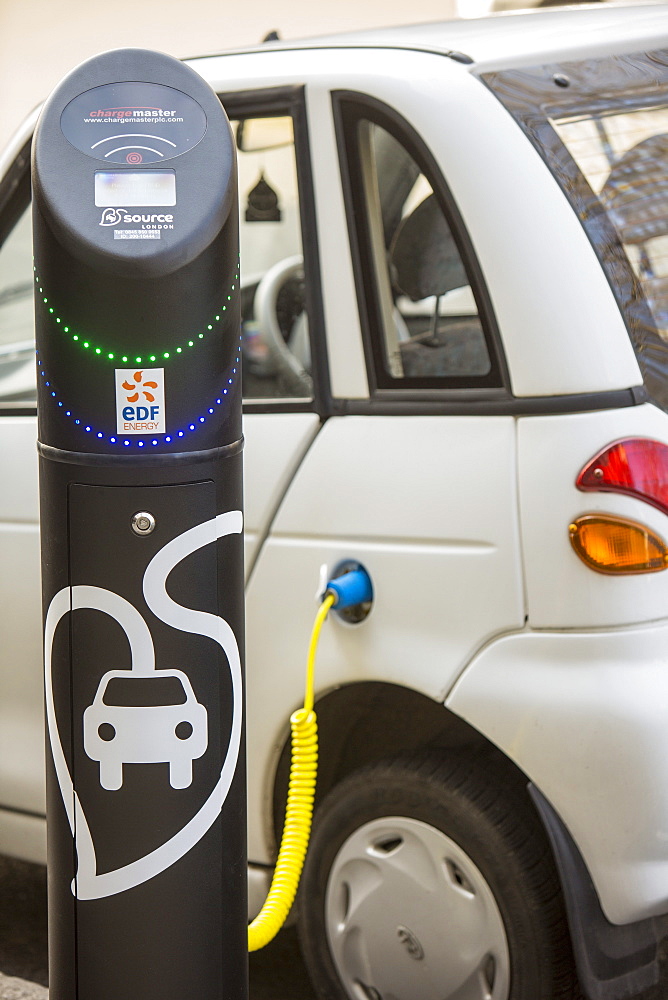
[32,49,246,1000]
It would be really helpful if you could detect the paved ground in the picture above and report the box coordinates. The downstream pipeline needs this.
[0,855,316,999]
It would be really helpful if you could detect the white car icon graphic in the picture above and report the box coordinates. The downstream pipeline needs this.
[83,669,208,790]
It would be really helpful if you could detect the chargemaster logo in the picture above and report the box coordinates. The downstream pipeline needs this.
[115,368,166,433]
[85,106,182,121]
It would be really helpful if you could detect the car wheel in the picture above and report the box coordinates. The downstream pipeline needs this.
[297,752,581,1000]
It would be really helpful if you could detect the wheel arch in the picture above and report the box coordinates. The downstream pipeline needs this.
[271,679,528,839]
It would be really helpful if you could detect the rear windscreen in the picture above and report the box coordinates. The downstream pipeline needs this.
[485,51,668,411]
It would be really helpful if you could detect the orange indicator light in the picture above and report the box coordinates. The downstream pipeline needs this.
[569,514,668,575]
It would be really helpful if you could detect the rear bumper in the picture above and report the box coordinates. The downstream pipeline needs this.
[446,622,668,925]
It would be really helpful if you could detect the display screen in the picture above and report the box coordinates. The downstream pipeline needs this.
[95,170,176,207]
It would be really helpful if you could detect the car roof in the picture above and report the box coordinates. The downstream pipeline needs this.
[189,4,668,73]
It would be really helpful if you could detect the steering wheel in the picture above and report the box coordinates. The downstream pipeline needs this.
[252,255,313,398]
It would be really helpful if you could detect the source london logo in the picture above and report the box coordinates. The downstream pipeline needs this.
[115,368,166,434]
[100,208,125,227]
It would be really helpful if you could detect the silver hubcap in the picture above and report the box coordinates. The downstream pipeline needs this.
[325,816,510,1000]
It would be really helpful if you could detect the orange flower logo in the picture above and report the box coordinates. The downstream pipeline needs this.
[122,370,159,404]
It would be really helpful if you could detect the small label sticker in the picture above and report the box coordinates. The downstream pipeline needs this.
[115,368,165,434]
[114,230,161,240]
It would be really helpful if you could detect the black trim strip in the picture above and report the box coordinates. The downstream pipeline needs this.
[332,90,509,397]
[0,803,45,821]
[38,436,243,467]
[242,399,314,415]
[0,405,36,416]
[333,386,647,417]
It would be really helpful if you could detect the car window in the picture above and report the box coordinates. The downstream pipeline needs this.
[0,204,37,404]
[552,105,668,408]
[486,51,668,413]
[236,113,312,401]
[0,110,314,408]
[338,100,503,393]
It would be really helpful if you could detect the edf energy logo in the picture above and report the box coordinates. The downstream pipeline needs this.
[115,368,166,434]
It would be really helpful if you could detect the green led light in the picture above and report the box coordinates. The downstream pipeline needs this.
[37,267,239,363]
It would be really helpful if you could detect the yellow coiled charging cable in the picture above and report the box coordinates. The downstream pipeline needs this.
[247,591,336,951]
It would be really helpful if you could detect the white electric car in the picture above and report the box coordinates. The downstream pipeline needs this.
[2,7,668,999]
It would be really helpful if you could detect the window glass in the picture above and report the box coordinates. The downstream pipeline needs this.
[235,115,312,400]
[0,204,36,404]
[355,119,492,388]
[486,52,668,412]
[553,106,668,345]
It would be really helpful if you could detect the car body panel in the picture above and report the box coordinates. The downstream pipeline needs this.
[447,620,668,925]
[518,403,668,629]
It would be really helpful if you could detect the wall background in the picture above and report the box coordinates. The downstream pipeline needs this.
[0,0,459,153]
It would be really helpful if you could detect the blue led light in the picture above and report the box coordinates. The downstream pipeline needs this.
[36,332,242,448]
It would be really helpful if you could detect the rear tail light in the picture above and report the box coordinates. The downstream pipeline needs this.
[577,438,668,515]
[569,514,668,574]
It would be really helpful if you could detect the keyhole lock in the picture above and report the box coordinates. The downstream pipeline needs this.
[131,511,156,536]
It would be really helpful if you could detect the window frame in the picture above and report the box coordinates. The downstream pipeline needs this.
[333,91,509,401]
[0,137,35,416]
[220,85,330,418]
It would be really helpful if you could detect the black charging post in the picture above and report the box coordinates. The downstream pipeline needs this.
[32,48,246,1000]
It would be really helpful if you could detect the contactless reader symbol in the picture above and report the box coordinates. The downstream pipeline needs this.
[83,668,208,790]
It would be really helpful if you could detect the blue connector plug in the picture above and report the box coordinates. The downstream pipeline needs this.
[326,567,373,610]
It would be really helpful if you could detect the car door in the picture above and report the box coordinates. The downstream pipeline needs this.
[0,87,327,858]
[243,65,525,867]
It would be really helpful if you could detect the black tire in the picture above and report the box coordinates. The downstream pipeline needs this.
[297,751,582,1000]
